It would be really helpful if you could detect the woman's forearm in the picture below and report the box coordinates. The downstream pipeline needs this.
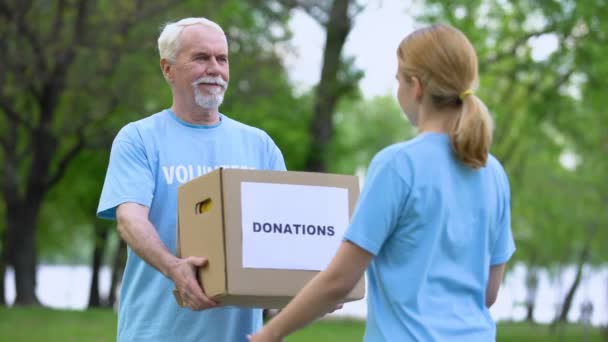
[251,241,372,341]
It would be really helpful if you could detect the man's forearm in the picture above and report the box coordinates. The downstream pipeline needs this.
[117,204,178,278]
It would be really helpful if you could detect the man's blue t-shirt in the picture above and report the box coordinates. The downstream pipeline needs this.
[344,132,515,341]
[97,109,286,342]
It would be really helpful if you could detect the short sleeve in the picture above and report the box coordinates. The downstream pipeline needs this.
[344,152,409,255]
[96,125,155,220]
[490,166,516,265]
[266,134,287,171]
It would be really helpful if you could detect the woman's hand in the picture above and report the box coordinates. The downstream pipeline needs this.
[247,329,282,342]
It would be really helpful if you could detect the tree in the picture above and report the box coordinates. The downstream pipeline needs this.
[288,0,364,172]
[0,202,5,305]
[413,0,608,323]
[329,95,414,174]
[0,0,182,306]
[0,0,304,306]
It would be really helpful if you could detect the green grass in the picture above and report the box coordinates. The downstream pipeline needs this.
[494,321,604,342]
[288,319,365,341]
[0,308,604,341]
[0,307,116,342]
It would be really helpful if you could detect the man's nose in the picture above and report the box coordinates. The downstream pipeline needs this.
[206,57,221,76]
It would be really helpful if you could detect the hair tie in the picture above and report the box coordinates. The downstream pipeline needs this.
[459,89,474,100]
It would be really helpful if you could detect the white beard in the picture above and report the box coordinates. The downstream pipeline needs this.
[192,76,228,109]
[194,88,224,109]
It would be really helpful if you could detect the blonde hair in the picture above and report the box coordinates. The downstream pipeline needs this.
[397,24,493,169]
[158,17,225,63]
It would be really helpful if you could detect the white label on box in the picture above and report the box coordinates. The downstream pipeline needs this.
[241,182,349,271]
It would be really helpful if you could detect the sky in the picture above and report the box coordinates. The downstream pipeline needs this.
[285,2,415,98]
[284,2,559,98]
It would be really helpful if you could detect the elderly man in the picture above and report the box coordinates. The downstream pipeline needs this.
[97,17,286,341]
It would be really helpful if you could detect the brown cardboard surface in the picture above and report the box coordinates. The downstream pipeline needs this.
[177,168,366,309]
[177,169,227,298]
[222,169,365,304]
[219,295,296,308]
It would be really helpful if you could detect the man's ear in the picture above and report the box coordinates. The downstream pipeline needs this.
[160,58,173,82]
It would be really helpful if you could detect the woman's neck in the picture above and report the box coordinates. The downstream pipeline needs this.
[417,106,461,134]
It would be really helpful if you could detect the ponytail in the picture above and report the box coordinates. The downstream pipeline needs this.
[397,23,492,168]
[450,94,493,169]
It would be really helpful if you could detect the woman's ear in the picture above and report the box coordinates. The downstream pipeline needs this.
[411,76,423,101]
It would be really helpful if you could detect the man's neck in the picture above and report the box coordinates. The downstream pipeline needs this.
[172,103,220,126]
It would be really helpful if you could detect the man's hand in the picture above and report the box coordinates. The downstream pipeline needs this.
[169,256,219,310]
[115,204,219,310]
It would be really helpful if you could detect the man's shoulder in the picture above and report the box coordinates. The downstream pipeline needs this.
[130,110,167,129]
[114,110,167,142]
[222,114,271,139]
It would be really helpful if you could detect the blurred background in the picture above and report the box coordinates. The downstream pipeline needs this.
[1,0,606,340]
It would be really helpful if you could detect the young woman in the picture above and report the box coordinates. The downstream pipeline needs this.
[249,24,515,341]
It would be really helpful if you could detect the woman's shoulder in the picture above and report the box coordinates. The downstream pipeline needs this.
[373,134,444,164]
[367,141,423,179]
[485,153,510,186]
[373,141,413,163]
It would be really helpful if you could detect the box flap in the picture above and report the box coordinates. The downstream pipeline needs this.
[177,168,227,299]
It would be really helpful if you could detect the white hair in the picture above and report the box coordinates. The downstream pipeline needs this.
[158,17,226,63]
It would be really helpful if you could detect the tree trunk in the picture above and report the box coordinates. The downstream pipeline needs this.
[555,250,586,324]
[88,220,110,308]
[304,0,353,172]
[109,238,127,307]
[556,255,590,325]
[0,228,6,306]
[525,267,539,322]
[555,224,598,324]
[525,293,536,322]
[6,200,41,306]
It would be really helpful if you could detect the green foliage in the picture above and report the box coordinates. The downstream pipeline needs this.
[38,149,111,262]
[1,0,311,263]
[412,0,608,271]
[329,95,414,175]
[3,0,606,280]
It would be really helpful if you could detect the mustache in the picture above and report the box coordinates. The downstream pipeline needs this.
[192,76,228,89]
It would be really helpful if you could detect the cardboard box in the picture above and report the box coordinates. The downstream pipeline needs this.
[174,168,366,309]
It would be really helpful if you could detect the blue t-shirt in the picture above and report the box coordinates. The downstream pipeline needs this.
[97,109,286,342]
[344,132,515,341]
